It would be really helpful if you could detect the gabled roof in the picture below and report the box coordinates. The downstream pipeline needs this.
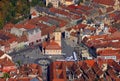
[93,0,115,6]
[97,47,120,55]
[50,59,120,81]
[107,7,114,13]
[0,50,4,57]
[0,30,18,45]
[3,23,14,31]
[41,26,56,36]
[0,57,15,66]
[24,23,36,30]
[45,40,61,50]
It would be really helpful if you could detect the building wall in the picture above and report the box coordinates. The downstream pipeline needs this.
[11,28,23,37]
[45,49,61,55]
[64,1,74,6]
[27,28,41,45]
[70,36,77,44]
[54,32,61,47]
[65,31,70,38]
[5,46,10,53]
[114,0,120,10]
[0,46,5,52]
[15,42,26,51]
[10,41,18,51]
[46,0,59,8]
[46,0,74,7]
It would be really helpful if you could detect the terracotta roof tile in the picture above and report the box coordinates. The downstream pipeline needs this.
[3,23,14,31]
[0,50,4,57]
[45,40,61,50]
[24,23,36,30]
[0,30,18,45]
[107,68,117,79]
[0,57,15,67]
[107,7,114,13]
[85,60,95,67]
[93,0,115,6]
[15,24,24,28]
[49,7,81,20]
[50,60,120,81]
[0,78,6,81]
[81,62,89,72]
[108,27,117,33]
[41,26,56,36]
[97,48,120,55]
[32,11,37,16]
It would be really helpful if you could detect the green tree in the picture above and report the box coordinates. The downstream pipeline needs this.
[16,60,21,67]
[76,0,83,5]
[38,1,45,7]
[79,0,83,3]
[0,18,4,29]
[47,2,53,8]
[0,0,30,28]
[31,0,39,6]
[10,0,18,6]
[2,73,10,79]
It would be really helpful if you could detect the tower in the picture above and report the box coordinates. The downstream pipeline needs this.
[54,28,61,47]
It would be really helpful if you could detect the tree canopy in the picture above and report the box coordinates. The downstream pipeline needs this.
[0,0,45,29]
[47,2,53,8]
[30,0,45,7]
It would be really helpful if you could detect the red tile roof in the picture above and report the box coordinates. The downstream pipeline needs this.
[50,59,120,81]
[108,27,117,33]
[93,0,115,6]
[15,23,24,28]
[107,7,114,13]
[97,48,120,55]
[24,23,36,29]
[31,11,37,16]
[84,31,120,48]
[0,50,4,57]
[85,60,95,67]
[17,64,42,79]
[15,23,36,30]
[70,32,77,37]
[49,8,81,20]
[0,57,15,67]
[0,30,18,46]
[45,40,61,50]
[3,23,14,31]
[17,35,27,43]
[0,78,6,81]
[68,4,92,11]
[41,26,56,36]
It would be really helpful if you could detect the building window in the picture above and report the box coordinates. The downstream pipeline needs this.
[29,42,34,46]
[36,40,39,43]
